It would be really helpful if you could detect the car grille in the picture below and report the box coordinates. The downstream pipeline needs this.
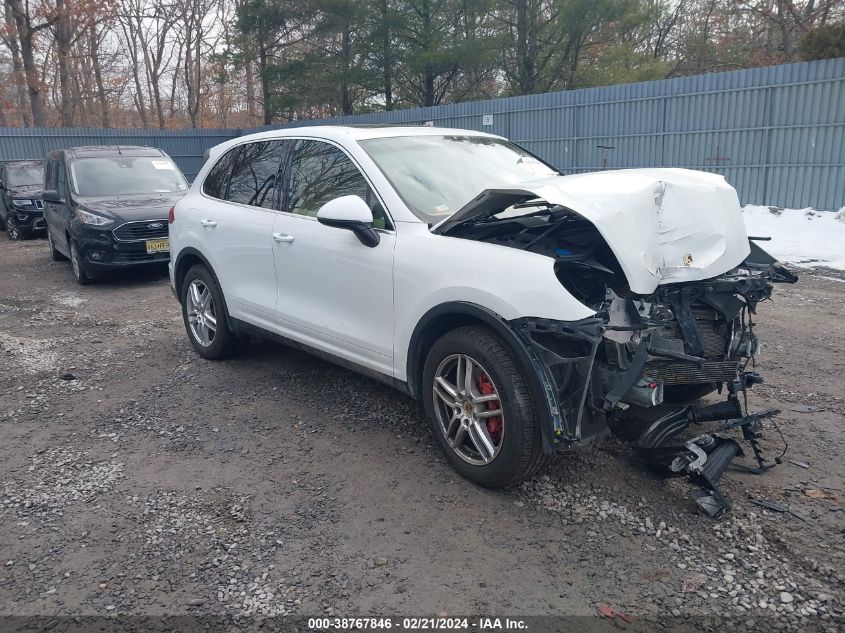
[113,220,169,241]
[34,200,43,209]
[644,360,739,385]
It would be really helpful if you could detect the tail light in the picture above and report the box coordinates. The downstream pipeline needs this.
[168,206,175,224]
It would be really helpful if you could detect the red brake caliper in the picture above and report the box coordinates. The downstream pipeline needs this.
[477,372,502,443]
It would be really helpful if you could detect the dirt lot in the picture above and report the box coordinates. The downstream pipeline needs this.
[0,236,843,631]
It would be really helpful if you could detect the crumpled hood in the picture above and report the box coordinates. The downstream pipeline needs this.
[435,168,751,295]
[78,193,185,222]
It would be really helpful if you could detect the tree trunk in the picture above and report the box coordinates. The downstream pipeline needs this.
[515,0,534,95]
[379,0,392,110]
[89,24,110,127]
[55,0,74,126]
[245,56,257,124]
[9,0,47,126]
[339,20,353,115]
[776,0,793,59]
[259,41,271,125]
[3,0,32,126]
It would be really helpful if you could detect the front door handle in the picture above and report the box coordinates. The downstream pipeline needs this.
[273,232,295,244]
[200,219,217,227]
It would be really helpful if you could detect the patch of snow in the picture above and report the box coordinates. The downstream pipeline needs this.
[818,275,845,284]
[742,205,845,271]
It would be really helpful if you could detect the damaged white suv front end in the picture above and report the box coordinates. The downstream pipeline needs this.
[429,166,797,516]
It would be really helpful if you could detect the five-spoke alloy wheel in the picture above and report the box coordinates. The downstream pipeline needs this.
[180,264,244,359]
[186,279,217,347]
[432,353,504,466]
[423,325,547,488]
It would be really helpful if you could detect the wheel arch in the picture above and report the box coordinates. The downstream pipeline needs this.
[173,247,217,304]
[406,302,554,453]
[174,247,239,333]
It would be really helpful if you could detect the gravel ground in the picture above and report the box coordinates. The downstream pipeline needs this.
[0,236,843,631]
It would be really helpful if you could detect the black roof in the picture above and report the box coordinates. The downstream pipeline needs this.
[47,145,167,161]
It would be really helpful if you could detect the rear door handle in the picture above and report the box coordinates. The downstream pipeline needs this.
[200,219,217,227]
[273,233,295,244]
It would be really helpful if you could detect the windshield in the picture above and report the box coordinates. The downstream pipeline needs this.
[69,156,188,197]
[6,162,44,187]
[359,135,558,223]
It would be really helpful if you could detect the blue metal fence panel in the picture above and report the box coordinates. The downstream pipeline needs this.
[1,58,843,208]
[239,58,844,209]
[0,127,238,181]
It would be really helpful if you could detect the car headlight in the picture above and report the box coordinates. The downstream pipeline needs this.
[75,208,114,226]
[12,199,34,208]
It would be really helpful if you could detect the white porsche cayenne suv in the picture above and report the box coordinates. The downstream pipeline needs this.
[169,125,793,500]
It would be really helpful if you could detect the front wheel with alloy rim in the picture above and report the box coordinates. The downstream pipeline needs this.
[181,264,244,359]
[6,220,20,240]
[422,325,547,488]
[69,241,92,285]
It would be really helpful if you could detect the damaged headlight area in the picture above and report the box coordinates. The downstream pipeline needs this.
[512,247,797,518]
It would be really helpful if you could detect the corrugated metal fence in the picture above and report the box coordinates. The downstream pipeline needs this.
[0,128,237,182]
[1,58,843,208]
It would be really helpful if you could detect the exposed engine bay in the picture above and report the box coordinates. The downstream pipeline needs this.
[442,194,798,517]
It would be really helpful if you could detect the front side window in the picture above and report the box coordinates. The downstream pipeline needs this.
[359,135,557,224]
[286,140,391,229]
[226,141,286,209]
[69,156,187,197]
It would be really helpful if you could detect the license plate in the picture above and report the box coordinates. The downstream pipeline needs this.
[145,239,169,254]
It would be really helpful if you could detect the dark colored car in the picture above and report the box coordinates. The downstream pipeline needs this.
[0,159,46,240]
[42,146,188,285]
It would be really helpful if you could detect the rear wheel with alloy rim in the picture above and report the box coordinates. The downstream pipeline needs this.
[423,325,547,488]
[69,241,92,285]
[181,264,243,359]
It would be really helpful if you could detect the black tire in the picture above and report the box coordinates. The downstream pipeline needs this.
[69,241,93,285]
[422,325,547,488]
[180,264,244,360]
[47,231,66,261]
[0,213,5,231]
[6,218,21,240]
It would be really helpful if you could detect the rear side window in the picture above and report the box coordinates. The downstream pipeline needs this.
[202,147,238,199]
[225,141,287,209]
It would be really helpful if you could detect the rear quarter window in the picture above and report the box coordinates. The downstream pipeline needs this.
[202,147,239,199]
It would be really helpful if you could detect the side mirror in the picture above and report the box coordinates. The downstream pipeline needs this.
[42,189,63,204]
[316,195,380,248]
